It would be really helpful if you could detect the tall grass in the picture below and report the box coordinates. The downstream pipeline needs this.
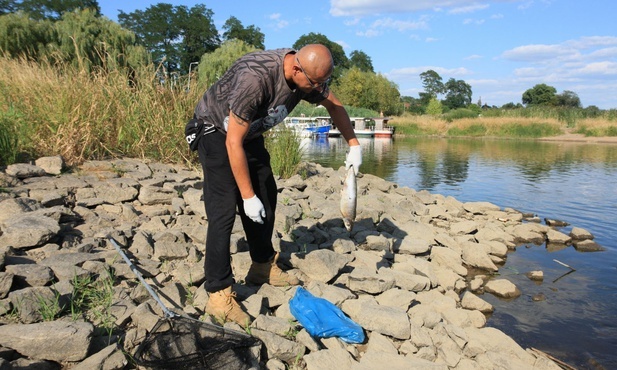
[264,124,303,178]
[0,56,199,167]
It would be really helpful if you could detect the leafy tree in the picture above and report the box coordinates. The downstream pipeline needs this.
[1,0,17,15]
[0,8,147,71]
[48,8,148,71]
[554,90,581,108]
[426,97,442,116]
[349,50,373,72]
[197,39,257,89]
[293,32,349,81]
[334,67,400,115]
[15,0,100,21]
[420,70,445,98]
[178,4,219,71]
[443,78,472,109]
[0,11,52,59]
[522,83,557,106]
[118,3,219,72]
[222,16,264,50]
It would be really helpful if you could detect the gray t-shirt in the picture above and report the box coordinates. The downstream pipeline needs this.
[194,48,328,142]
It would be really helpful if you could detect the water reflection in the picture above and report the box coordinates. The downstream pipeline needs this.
[302,136,617,369]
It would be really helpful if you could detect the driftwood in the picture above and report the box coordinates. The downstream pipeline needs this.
[529,347,577,370]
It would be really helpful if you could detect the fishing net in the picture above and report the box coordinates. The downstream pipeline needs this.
[107,237,262,370]
[133,315,262,369]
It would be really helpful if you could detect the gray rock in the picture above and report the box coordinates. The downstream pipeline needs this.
[304,347,356,370]
[573,239,606,252]
[525,270,544,281]
[484,279,521,298]
[460,291,493,313]
[138,185,177,205]
[0,214,60,249]
[70,343,127,370]
[546,228,572,244]
[347,268,395,294]
[5,163,47,179]
[4,264,54,287]
[0,197,40,224]
[396,237,431,255]
[0,272,14,299]
[251,328,306,364]
[342,296,410,340]
[430,246,467,277]
[0,321,93,362]
[152,231,190,261]
[460,242,498,272]
[291,249,352,283]
[569,226,593,240]
[35,156,65,175]
[8,286,59,323]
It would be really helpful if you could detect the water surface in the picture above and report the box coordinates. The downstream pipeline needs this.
[302,136,617,369]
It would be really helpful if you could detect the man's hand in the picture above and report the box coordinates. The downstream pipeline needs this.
[243,195,266,224]
[345,145,362,175]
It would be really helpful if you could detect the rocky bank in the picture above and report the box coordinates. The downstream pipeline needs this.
[0,156,601,369]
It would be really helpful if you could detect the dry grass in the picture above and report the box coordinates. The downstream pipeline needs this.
[0,57,200,167]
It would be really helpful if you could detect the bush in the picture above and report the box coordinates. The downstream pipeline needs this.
[264,125,303,179]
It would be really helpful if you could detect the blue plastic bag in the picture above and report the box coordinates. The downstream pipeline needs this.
[289,287,365,344]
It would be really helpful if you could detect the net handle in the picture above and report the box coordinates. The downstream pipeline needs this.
[108,236,177,318]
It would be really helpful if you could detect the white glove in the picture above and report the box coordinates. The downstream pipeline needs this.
[345,145,362,175]
[243,195,266,224]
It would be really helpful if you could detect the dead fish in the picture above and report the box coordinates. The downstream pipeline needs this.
[340,166,357,232]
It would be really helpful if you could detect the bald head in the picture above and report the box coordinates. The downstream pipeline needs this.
[296,44,334,81]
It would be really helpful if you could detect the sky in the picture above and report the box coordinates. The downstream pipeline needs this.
[99,0,617,109]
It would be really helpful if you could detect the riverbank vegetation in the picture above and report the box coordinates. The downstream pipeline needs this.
[1,3,616,173]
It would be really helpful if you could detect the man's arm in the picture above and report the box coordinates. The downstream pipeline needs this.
[226,111,254,198]
[320,91,359,147]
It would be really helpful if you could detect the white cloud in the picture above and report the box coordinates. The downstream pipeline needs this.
[501,44,575,62]
[449,3,490,14]
[465,54,484,60]
[463,18,486,25]
[370,17,429,31]
[388,66,472,79]
[335,40,351,50]
[330,0,520,17]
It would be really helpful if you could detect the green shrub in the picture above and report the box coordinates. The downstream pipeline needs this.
[265,125,303,179]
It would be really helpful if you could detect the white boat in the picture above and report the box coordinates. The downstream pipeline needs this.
[283,117,331,138]
[329,117,395,138]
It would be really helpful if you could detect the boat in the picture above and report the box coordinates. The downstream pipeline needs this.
[283,117,331,138]
[329,117,395,138]
[373,117,395,138]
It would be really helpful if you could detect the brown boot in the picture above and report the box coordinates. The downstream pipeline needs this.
[205,286,250,326]
[245,252,300,287]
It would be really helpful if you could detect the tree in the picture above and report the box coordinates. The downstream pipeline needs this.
[222,16,264,50]
[178,4,219,71]
[349,50,373,72]
[197,39,257,89]
[522,83,557,106]
[426,97,442,116]
[1,0,17,15]
[555,90,581,108]
[15,0,100,21]
[334,66,401,115]
[293,32,349,81]
[118,3,219,72]
[0,11,52,59]
[0,8,147,71]
[443,78,472,109]
[420,70,445,99]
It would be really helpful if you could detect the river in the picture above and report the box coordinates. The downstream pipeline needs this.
[301,136,617,370]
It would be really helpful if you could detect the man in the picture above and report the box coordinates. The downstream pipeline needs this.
[186,44,362,325]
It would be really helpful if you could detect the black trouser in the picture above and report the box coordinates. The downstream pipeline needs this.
[197,130,277,293]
